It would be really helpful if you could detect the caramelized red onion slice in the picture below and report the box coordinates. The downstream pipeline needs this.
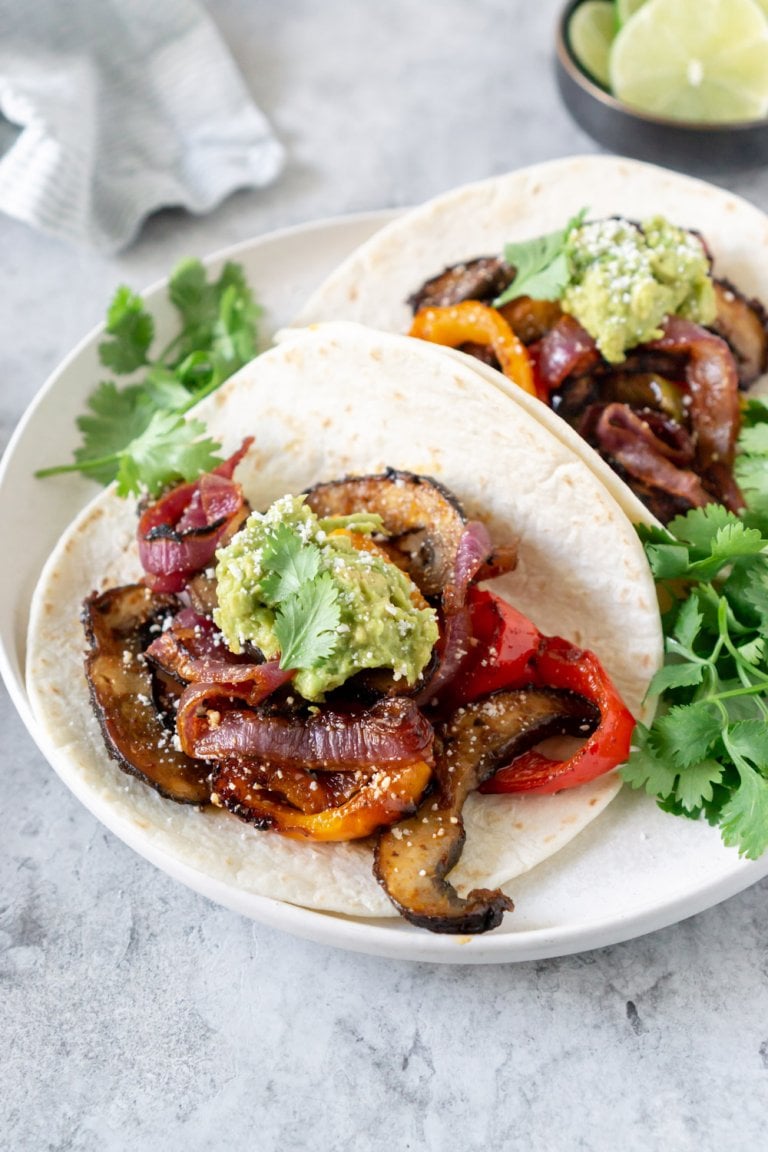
[590,403,714,510]
[178,695,434,771]
[646,317,741,471]
[534,315,599,393]
[144,609,248,681]
[414,606,472,705]
[445,520,493,613]
[138,438,253,593]
[175,661,295,752]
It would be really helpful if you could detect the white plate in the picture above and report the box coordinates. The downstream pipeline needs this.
[3,209,768,964]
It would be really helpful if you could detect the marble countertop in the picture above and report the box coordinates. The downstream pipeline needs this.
[3,2,768,1148]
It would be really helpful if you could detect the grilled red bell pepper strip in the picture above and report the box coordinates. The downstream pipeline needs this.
[443,587,635,794]
[479,633,635,795]
[442,587,541,706]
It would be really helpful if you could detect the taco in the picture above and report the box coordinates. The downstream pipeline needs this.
[295,156,768,526]
[26,323,662,933]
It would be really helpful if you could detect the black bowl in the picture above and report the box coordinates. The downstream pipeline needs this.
[556,0,768,173]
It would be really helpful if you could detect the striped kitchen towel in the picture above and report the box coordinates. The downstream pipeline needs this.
[0,0,284,250]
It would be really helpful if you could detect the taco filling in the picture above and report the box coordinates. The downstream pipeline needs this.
[82,454,634,935]
[27,323,662,934]
[406,214,766,525]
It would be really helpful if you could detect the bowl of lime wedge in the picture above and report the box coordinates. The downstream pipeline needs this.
[556,0,768,170]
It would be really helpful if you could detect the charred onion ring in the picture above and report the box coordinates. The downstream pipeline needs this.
[138,438,252,593]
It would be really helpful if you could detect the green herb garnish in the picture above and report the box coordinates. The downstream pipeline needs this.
[273,573,341,671]
[494,208,588,306]
[36,259,261,497]
[621,468,768,858]
[260,522,341,671]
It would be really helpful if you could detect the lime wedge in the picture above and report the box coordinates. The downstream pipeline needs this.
[616,0,646,26]
[568,1,616,88]
[610,0,768,123]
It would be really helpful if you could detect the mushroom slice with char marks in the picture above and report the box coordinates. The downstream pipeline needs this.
[407,256,515,314]
[711,277,768,388]
[83,584,212,804]
[304,470,471,599]
[374,688,599,934]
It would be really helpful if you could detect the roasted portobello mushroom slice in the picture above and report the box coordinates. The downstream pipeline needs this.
[83,584,213,804]
[374,688,599,934]
[304,470,469,599]
[407,256,515,313]
[712,277,768,387]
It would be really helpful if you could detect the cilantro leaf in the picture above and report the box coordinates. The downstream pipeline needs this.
[621,728,680,799]
[273,572,341,670]
[672,594,704,653]
[718,767,768,859]
[260,524,322,602]
[114,413,223,498]
[167,260,261,372]
[633,476,768,859]
[37,258,261,497]
[646,660,704,696]
[98,286,155,374]
[675,758,724,813]
[643,542,691,580]
[652,703,723,769]
[667,504,739,553]
[73,381,157,485]
[494,209,588,305]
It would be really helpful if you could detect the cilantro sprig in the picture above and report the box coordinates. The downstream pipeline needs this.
[36,259,261,497]
[494,208,588,306]
[622,459,768,859]
[260,522,341,672]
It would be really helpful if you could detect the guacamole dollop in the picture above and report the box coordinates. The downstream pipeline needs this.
[214,495,439,701]
[562,216,716,363]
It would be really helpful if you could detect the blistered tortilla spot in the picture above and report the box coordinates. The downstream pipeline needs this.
[370,348,383,362]
[514,821,525,830]
[560,814,577,826]
[348,286,359,302]
[589,797,599,806]
[457,936,474,945]
[543,834,556,844]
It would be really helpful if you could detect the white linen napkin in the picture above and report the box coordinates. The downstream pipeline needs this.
[0,0,284,250]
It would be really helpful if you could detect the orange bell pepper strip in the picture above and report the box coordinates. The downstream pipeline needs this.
[409,301,536,397]
[214,758,433,842]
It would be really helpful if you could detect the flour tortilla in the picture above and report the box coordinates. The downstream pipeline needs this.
[295,155,768,524]
[26,323,662,919]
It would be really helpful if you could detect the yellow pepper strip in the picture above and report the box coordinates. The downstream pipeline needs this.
[409,301,537,397]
